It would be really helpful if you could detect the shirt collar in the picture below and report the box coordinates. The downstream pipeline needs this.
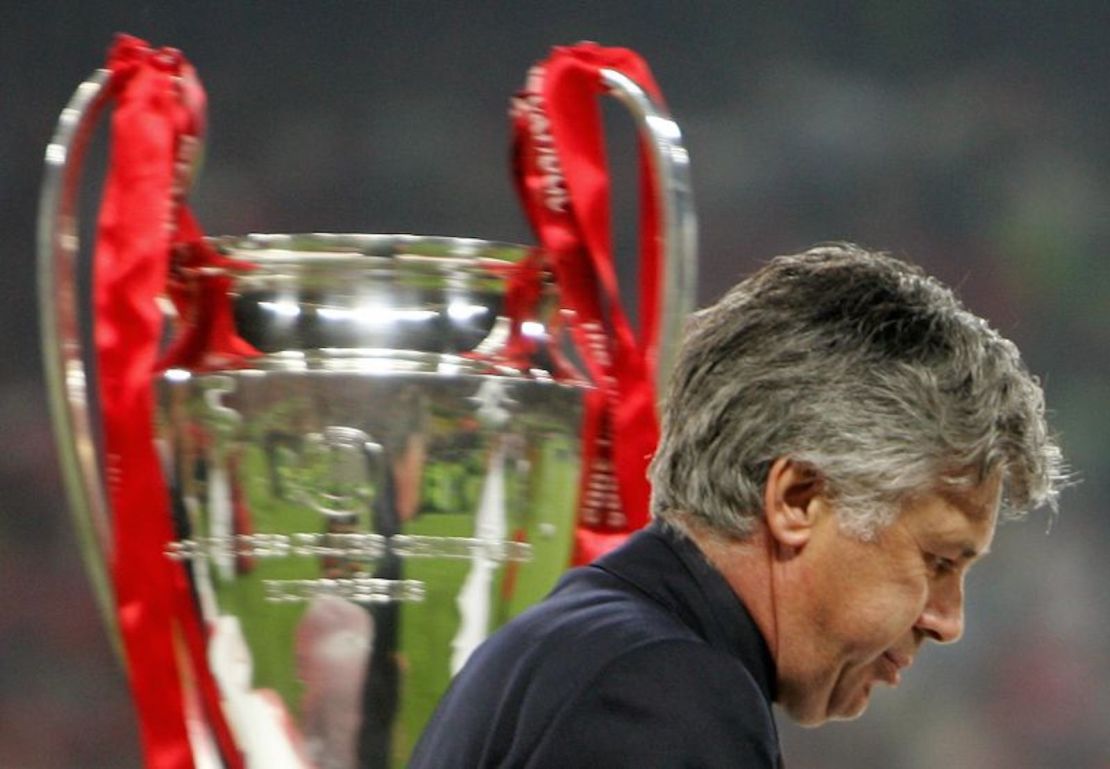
[593,519,778,704]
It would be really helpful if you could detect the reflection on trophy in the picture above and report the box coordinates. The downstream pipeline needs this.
[38,40,694,768]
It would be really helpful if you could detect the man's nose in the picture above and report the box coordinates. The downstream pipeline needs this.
[916,578,965,644]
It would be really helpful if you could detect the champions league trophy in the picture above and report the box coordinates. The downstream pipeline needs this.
[39,39,695,768]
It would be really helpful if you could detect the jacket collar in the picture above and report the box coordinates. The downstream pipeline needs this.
[592,519,778,704]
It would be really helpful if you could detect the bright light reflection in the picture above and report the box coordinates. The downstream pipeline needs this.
[317,306,438,325]
[46,143,66,164]
[358,357,397,374]
[447,302,489,321]
[521,321,545,338]
[258,299,302,319]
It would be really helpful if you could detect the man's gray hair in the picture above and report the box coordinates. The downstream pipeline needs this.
[649,244,1066,539]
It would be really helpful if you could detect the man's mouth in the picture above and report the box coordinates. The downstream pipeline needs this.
[877,651,911,686]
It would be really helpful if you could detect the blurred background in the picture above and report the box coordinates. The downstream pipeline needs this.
[2,2,1107,767]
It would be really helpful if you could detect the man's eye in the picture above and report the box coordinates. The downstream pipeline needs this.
[927,554,957,575]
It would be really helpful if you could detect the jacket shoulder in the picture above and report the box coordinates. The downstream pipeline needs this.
[527,638,781,768]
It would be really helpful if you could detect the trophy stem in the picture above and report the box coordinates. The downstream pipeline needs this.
[37,68,121,651]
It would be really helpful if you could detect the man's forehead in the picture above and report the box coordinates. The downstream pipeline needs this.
[940,476,1004,521]
[904,479,1002,554]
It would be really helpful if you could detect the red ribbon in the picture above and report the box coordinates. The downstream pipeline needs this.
[510,44,665,563]
[95,34,248,768]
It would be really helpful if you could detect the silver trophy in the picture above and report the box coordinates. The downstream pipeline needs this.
[39,65,695,768]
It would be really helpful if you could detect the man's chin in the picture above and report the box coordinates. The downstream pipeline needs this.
[782,699,865,728]
[827,702,870,722]
[780,679,872,727]
[827,685,873,722]
[794,686,871,726]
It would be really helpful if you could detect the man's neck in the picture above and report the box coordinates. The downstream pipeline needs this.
[678,518,783,666]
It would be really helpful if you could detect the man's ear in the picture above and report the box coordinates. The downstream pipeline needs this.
[763,457,826,549]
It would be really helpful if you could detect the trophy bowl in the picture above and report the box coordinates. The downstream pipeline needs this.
[160,233,586,767]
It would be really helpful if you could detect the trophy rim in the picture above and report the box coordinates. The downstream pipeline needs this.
[205,233,543,272]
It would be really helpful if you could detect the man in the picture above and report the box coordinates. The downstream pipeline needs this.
[409,244,1065,768]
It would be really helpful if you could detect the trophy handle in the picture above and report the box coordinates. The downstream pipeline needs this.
[599,67,697,397]
[37,69,120,641]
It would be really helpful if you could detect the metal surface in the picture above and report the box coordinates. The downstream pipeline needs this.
[601,67,698,397]
[36,68,118,640]
[160,234,587,767]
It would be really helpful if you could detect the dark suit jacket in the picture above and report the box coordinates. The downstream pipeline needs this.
[409,521,783,768]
